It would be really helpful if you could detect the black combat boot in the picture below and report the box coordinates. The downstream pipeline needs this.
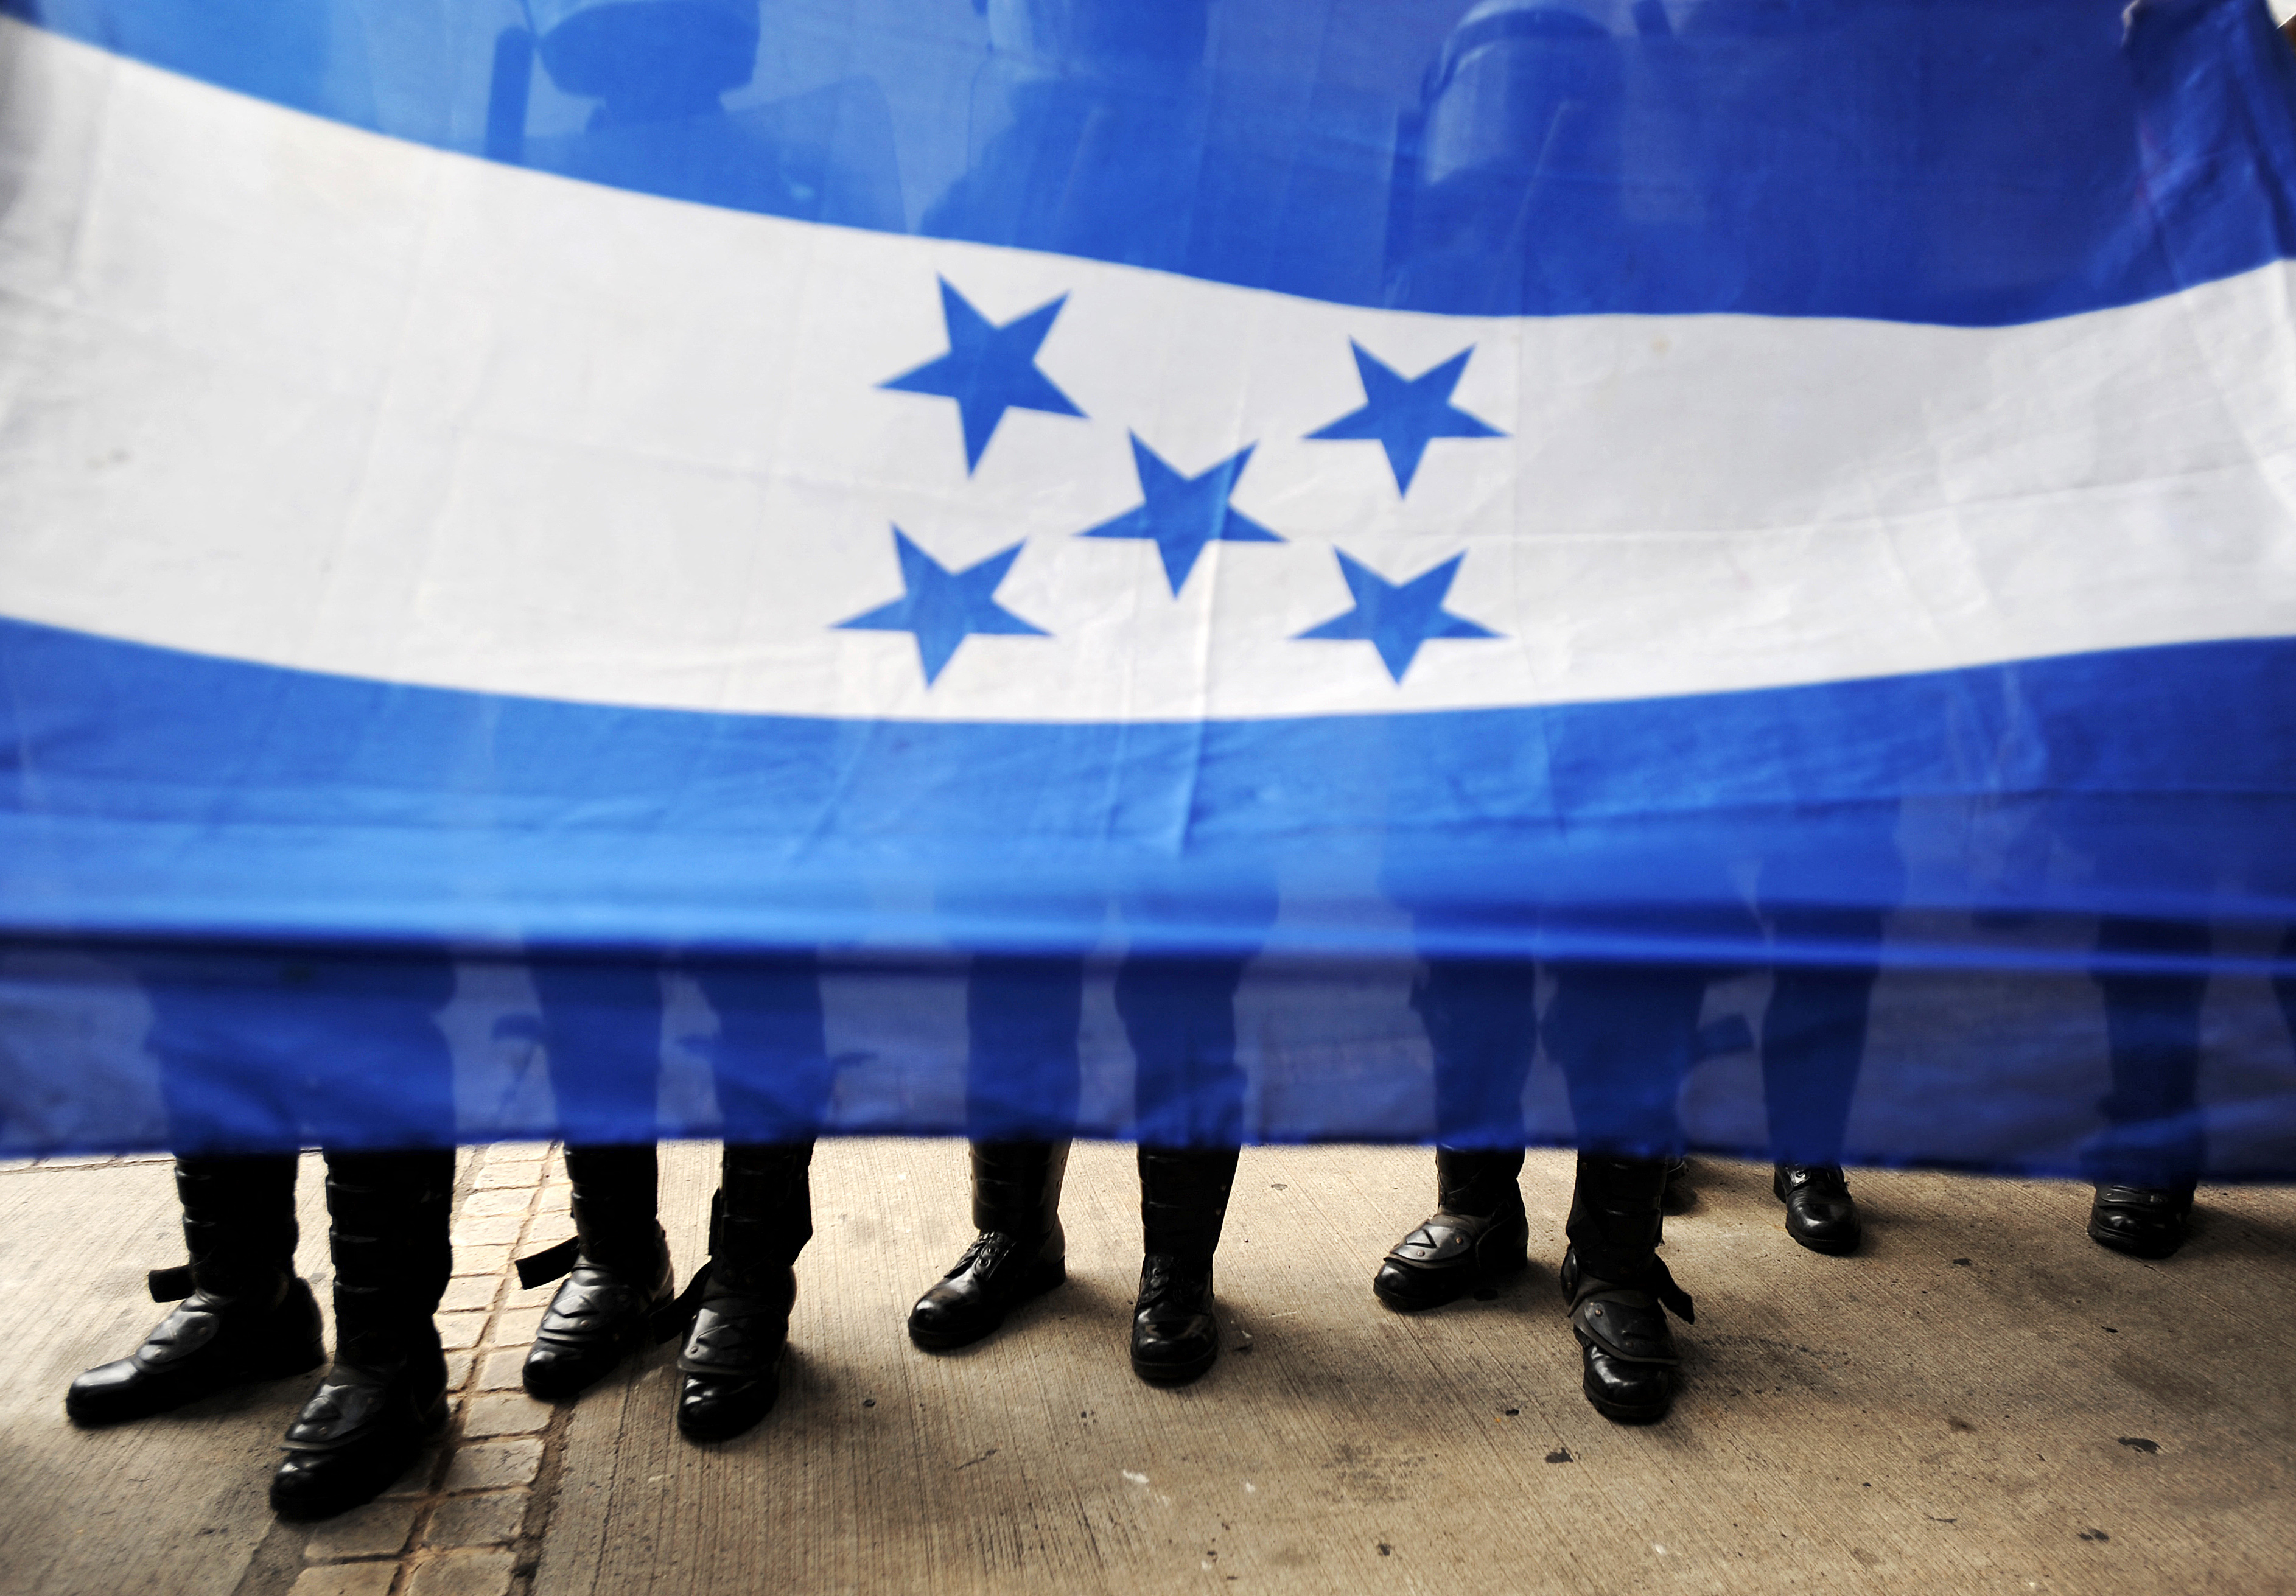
[676,1142,813,1443]
[1774,1163,1861,1255]
[1373,1146,1530,1311]
[906,1141,1069,1351]
[1558,1153,1693,1424]
[270,1150,453,1519]
[522,1144,675,1399]
[2087,1183,2194,1258]
[1132,1144,1239,1386]
[67,1155,323,1426]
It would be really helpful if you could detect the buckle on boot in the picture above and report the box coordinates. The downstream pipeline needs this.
[148,1265,196,1302]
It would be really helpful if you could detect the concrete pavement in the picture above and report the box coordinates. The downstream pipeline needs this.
[1,1142,2290,1595]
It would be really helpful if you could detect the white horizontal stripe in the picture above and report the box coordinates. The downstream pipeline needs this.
[2,19,2294,724]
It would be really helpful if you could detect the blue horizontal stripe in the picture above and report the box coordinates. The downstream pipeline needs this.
[5,616,2294,962]
[9,0,2296,324]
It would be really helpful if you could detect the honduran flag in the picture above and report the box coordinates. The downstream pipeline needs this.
[1,0,2294,1173]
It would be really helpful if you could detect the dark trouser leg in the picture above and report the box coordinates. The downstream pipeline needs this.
[2085,919,2208,1258]
[663,953,838,1431]
[676,1141,814,1442]
[1763,909,1881,1255]
[66,1153,323,1426]
[908,954,1083,1351]
[1546,964,1701,1424]
[1762,919,1878,1166]
[563,1144,664,1270]
[532,961,665,1147]
[696,955,834,1144]
[1763,967,1872,1161]
[2277,926,2296,1071]
[271,1149,455,1519]
[1119,952,1250,1386]
[1376,958,1540,1309]
[964,954,1085,1141]
[2089,919,2208,1188]
[522,958,673,1398]
[1421,959,1542,1150]
[1547,963,1699,1160]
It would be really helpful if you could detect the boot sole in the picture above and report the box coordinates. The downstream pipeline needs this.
[906,1259,1066,1351]
[1371,1246,1530,1314]
[1132,1343,1217,1386]
[1786,1226,1861,1258]
[676,1358,784,1444]
[1583,1381,1674,1424]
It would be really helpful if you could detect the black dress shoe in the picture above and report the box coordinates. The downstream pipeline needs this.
[268,1343,447,1519]
[2088,1183,2193,1259]
[66,1275,324,1427]
[907,1228,1066,1351]
[1130,1255,1219,1385]
[1559,1247,1693,1424]
[676,1264,797,1443]
[1774,1164,1861,1256]
[1373,1204,1530,1311]
[521,1242,674,1400]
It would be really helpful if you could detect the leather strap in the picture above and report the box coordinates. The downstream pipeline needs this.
[653,1264,712,1344]
[1563,1250,1695,1325]
[514,1236,582,1292]
[147,1264,195,1302]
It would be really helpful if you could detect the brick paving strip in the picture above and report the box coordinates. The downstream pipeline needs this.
[280,1143,578,1596]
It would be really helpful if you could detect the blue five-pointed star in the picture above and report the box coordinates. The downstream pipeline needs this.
[837,528,1048,684]
[881,279,1085,473]
[1306,342,1503,494]
[1081,435,1283,595]
[1297,549,1499,681]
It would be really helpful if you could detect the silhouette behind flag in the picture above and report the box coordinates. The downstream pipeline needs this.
[0,0,2293,1174]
